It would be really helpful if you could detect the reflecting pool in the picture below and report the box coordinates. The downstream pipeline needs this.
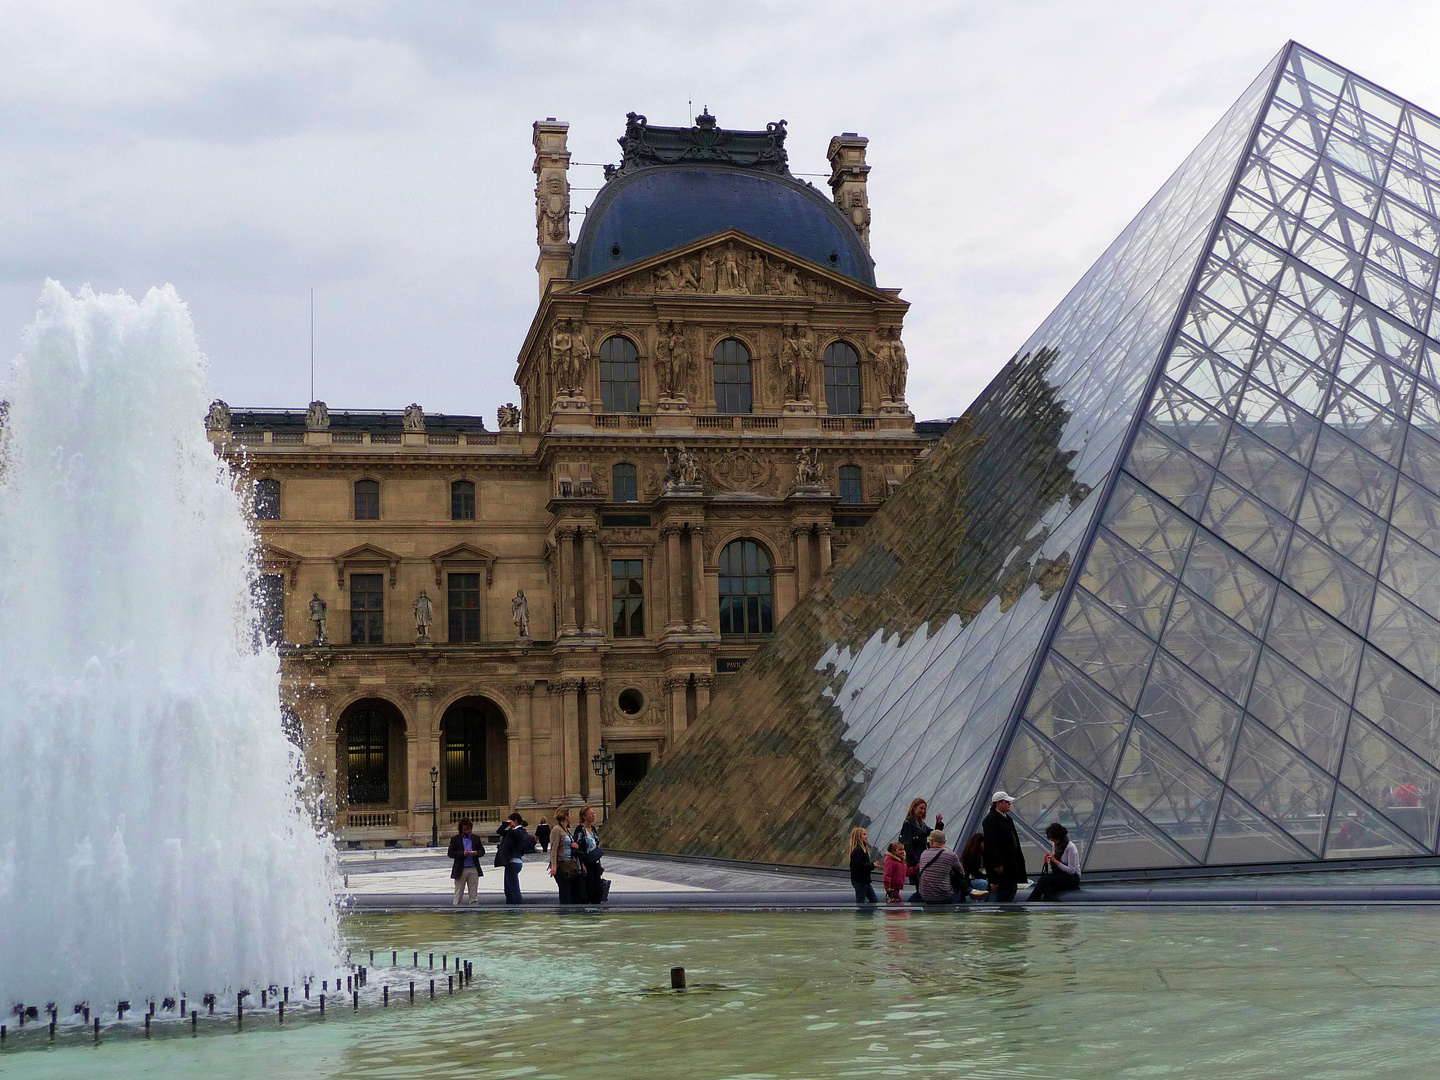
[6,907,1440,1079]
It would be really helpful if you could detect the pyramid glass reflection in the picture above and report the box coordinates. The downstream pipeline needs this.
[605,43,1440,873]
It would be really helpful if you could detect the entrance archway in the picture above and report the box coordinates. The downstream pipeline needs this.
[336,698,408,811]
[440,697,509,814]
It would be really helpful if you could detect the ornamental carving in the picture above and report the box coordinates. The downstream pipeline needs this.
[654,320,694,398]
[497,402,520,429]
[778,324,814,402]
[871,327,909,401]
[548,319,591,393]
[536,174,569,245]
[588,241,853,302]
[704,448,776,494]
[403,403,425,432]
[205,399,231,432]
[305,400,330,431]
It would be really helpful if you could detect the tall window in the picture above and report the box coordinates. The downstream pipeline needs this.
[253,572,285,647]
[451,479,475,520]
[443,705,488,802]
[346,707,390,804]
[599,336,641,413]
[839,465,863,504]
[713,338,753,414]
[253,478,281,520]
[612,463,638,503]
[350,573,384,643]
[354,479,379,520]
[824,341,862,415]
[718,539,773,635]
[611,559,644,637]
[449,572,482,643]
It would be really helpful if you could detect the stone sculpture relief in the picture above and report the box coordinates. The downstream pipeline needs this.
[778,324,814,402]
[664,443,702,490]
[205,399,231,432]
[403,403,425,431]
[705,448,776,494]
[654,320,693,398]
[305,400,330,431]
[536,174,569,245]
[793,447,824,489]
[497,402,521,430]
[548,319,591,393]
[594,241,853,302]
[872,327,909,402]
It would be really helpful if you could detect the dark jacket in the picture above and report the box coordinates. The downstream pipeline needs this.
[535,822,552,846]
[982,807,1027,885]
[849,844,876,884]
[899,817,932,867]
[494,826,537,867]
[447,832,486,880]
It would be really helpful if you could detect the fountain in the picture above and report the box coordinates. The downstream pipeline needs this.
[0,283,339,1012]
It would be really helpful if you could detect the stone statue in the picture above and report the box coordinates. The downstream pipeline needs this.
[665,443,702,490]
[795,447,823,487]
[403,403,425,431]
[874,327,909,401]
[511,589,531,640]
[743,250,766,295]
[305,400,330,431]
[700,247,719,293]
[497,402,521,429]
[413,589,433,640]
[655,262,682,292]
[308,593,328,646]
[205,399,231,432]
[549,319,590,393]
[717,242,744,293]
[655,321,691,398]
[779,325,812,401]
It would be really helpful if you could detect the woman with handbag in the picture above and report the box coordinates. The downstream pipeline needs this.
[575,806,607,903]
[548,806,584,904]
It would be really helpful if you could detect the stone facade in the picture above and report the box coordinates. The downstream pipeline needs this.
[210,113,947,845]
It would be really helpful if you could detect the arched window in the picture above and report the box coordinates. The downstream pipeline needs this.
[599,336,641,413]
[713,338,753,414]
[451,479,475,520]
[254,478,281,520]
[824,341,862,415]
[443,704,489,802]
[354,479,379,520]
[718,539,773,636]
[612,463,638,503]
[346,706,391,804]
[838,465,863,504]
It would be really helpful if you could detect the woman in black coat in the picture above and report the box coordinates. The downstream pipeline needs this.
[898,798,933,870]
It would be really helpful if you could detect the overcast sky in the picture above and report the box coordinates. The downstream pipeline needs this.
[3,1,1439,424]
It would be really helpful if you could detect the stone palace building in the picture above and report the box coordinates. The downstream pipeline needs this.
[208,111,948,845]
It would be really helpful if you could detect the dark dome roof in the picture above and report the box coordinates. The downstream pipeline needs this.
[571,163,875,286]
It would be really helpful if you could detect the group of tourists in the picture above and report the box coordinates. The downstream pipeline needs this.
[848,791,1081,905]
[447,806,609,905]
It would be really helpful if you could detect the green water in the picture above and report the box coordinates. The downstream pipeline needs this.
[4,907,1439,1079]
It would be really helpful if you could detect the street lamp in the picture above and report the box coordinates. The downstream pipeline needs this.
[590,744,616,824]
[429,766,439,848]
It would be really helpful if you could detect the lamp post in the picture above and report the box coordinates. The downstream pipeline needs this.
[590,744,616,824]
[429,766,439,848]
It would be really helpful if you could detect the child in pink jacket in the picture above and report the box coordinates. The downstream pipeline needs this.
[882,841,908,903]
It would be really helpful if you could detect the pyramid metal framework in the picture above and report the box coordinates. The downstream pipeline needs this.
[604,43,1440,873]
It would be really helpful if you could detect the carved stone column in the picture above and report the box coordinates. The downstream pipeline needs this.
[793,524,812,597]
[581,526,602,636]
[511,681,537,806]
[664,674,690,744]
[663,524,686,632]
[533,119,572,296]
[694,673,714,717]
[818,524,834,575]
[554,678,584,803]
[583,679,604,802]
[557,527,579,636]
[827,132,871,250]
[688,524,711,632]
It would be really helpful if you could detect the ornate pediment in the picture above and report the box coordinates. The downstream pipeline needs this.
[571,230,889,305]
[333,543,402,588]
[429,542,498,587]
[261,544,304,588]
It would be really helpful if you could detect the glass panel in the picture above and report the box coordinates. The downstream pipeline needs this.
[1202,477,1293,573]
[1234,379,1319,463]
[1206,791,1313,864]
[1392,477,1440,557]
[1339,714,1440,847]
[1402,427,1440,496]
[1249,337,1330,413]
[1085,794,1195,871]
[1324,787,1427,859]
[1160,589,1262,702]
[1323,385,1406,464]
[1112,721,1223,858]
[1181,529,1276,634]
[1124,426,1214,518]
[1295,476,1386,572]
[1226,720,1335,854]
[1264,589,1363,699]
[611,463,639,503]
[1354,646,1440,770]
[1023,653,1131,781]
[1051,590,1156,709]
[1138,652,1243,778]
[1217,425,1307,515]
[823,341,862,415]
[1145,378,1230,463]
[1310,428,1397,514]
[1246,648,1349,772]
[1379,530,1440,620]
[995,724,1110,846]
[713,338,753,414]
[1165,336,1247,414]
[447,572,482,643]
[1367,584,1440,687]
[1277,264,1351,329]
[1280,530,1376,632]
[598,335,641,413]
[1347,298,1426,371]
[1105,475,1197,573]
[1411,380,1440,435]
[1080,530,1176,639]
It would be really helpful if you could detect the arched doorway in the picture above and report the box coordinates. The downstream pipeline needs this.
[440,697,509,816]
[336,698,408,817]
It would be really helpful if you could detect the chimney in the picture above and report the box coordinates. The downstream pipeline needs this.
[533,118,572,296]
[826,133,871,250]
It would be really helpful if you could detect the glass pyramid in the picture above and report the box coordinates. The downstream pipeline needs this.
[605,42,1440,873]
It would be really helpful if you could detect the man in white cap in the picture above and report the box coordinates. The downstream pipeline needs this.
[982,790,1027,902]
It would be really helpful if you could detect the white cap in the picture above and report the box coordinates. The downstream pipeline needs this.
[991,790,1014,803]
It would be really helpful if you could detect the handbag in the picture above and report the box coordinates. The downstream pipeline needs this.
[558,857,582,878]
[598,877,611,901]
